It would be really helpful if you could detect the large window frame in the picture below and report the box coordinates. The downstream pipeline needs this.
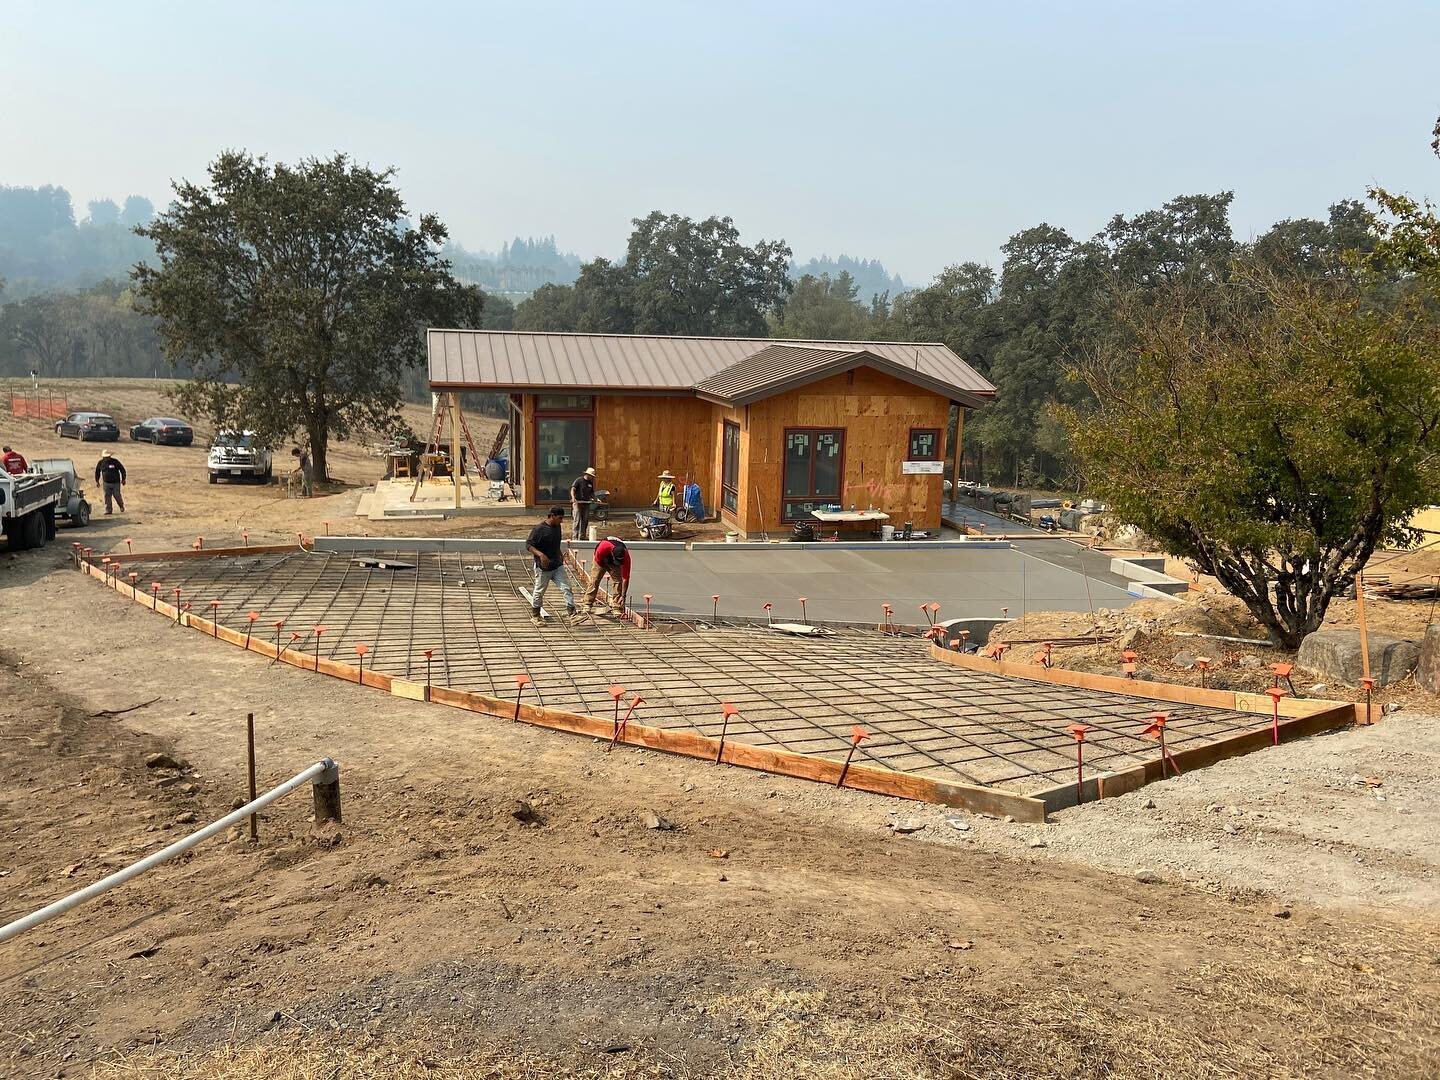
[781,426,846,522]
[721,420,741,515]
[532,395,596,504]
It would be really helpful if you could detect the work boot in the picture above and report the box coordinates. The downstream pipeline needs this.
[530,611,544,626]
[566,606,577,617]
[570,607,592,623]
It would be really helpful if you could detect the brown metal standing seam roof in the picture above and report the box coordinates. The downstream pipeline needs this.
[426,329,996,404]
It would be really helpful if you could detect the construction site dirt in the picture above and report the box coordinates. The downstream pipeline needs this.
[2,379,1439,1078]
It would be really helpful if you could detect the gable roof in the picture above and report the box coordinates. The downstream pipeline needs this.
[426,329,995,406]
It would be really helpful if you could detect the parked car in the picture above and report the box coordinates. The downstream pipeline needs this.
[207,430,273,484]
[54,412,120,441]
[129,417,195,446]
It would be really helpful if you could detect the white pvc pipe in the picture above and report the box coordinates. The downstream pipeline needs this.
[0,758,335,945]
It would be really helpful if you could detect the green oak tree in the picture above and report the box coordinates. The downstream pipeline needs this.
[132,151,483,480]
[1066,261,1440,647]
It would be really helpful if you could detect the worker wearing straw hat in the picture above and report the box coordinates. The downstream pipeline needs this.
[653,470,677,514]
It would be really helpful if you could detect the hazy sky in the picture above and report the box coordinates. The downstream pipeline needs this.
[3,0,1437,282]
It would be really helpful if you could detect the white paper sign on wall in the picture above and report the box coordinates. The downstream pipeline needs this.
[902,460,944,475]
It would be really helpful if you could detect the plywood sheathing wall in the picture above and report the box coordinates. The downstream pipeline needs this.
[733,367,950,537]
[594,395,716,510]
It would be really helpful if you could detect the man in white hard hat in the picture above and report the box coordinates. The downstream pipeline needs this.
[570,466,597,540]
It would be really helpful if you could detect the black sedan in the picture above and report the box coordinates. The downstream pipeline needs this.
[129,417,195,446]
[54,412,121,441]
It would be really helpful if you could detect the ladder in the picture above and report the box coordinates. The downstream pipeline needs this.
[410,393,483,502]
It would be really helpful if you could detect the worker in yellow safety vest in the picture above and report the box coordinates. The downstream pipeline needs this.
[654,470,677,513]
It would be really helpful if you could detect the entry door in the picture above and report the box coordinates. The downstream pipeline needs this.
[782,428,844,521]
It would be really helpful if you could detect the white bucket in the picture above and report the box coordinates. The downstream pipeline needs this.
[881,524,895,541]
[587,524,599,542]
[725,532,739,544]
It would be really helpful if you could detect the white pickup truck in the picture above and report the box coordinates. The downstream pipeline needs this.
[207,431,273,484]
[0,471,64,550]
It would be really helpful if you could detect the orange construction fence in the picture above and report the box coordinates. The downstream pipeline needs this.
[10,395,68,421]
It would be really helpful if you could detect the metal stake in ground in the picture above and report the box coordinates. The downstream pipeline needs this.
[1066,724,1094,804]
[424,649,434,702]
[209,600,221,636]
[715,702,740,763]
[608,684,626,747]
[245,612,259,649]
[762,602,773,629]
[246,713,258,842]
[312,625,328,671]
[354,643,369,683]
[836,725,870,787]
[1361,676,1375,726]
[1195,656,1211,688]
[172,586,183,624]
[799,596,808,624]
[711,595,719,624]
[151,582,161,609]
[513,674,531,721]
[642,594,653,627]
[1141,711,1180,779]
[1265,686,1288,745]
[273,619,285,652]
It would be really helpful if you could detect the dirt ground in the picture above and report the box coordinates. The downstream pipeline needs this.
[2,380,1440,1078]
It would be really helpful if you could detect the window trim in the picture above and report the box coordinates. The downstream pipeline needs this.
[907,426,943,462]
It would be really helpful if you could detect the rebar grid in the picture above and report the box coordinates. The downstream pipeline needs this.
[115,550,1267,793]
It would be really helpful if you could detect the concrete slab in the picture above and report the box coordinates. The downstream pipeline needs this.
[629,544,1137,623]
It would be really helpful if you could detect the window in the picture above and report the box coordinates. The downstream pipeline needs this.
[535,417,592,501]
[536,394,593,411]
[781,427,845,521]
[908,427,942,461]
[721,421,741,514]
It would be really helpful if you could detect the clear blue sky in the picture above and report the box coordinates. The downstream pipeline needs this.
[3,0,1437,282]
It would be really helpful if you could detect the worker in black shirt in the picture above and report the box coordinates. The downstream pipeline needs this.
[525,505,576,625]
[570,466,597,540]
[94,451,127,514]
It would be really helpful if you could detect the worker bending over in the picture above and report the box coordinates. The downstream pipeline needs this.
[525,505,576,625]
[94,451,126,514]
[1,446,27,475]
[577,536,630,618]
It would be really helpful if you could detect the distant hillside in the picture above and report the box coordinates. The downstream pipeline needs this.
[0,185,156,299]
[791,255,904,303]
[443,235,582,298]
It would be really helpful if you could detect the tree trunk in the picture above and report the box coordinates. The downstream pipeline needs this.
[306,418,328,486]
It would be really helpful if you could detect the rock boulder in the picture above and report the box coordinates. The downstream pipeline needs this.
[1297,629,1420,688]
[1416,625,1440,694]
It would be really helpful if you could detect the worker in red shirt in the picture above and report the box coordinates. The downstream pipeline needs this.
[577,536,630,618]
[1,446,27,475]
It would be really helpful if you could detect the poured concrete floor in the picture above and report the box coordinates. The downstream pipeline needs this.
[628,544,1138,623]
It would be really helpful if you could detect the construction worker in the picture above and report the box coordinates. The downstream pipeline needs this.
[1,446,27,476]
[94,451,126,514]
[291,446,314,497]
[577,535,630,617]
[570,466,597,540]
[526,505,576,625]
[654,470,677,513]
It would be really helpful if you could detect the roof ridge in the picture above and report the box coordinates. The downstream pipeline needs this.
[426,328,948,348]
